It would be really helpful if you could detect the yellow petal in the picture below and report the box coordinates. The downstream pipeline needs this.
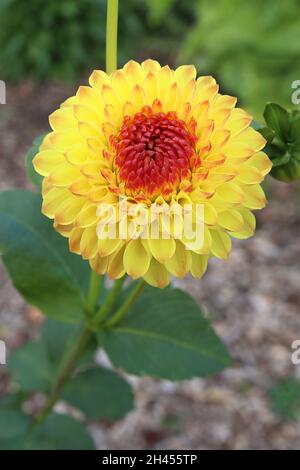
[174,65,197,87]
[216,182,245,204]
[89,70,110,90]
[76,86,104,114]
[70,177,92,196]
[225,108,252,136]
[48,163,81,187]
[49,130,84,151]
[55,196,86,225]
[98,238,122,257]
[218,209,244,232]
[231,127,266,152]
[143,258,170,288]
[123,239,151,279]
[76,203,98,228]
[236,166,264,184]
[123,60,144,85]
[74,104,103,127]
[54,222,73,237]
[147,238,176,263]
[141,59,161,74]
[210,230,232,259]
[107,244,126,279]
[242,184,266,209]
[49,108,77,131]
[143,71,158,105]
[231,207,256,239]
[203,202,218,225]
[130,84,145,112]
[190,253,208,278]
[165,241,191,278]
[33,150,65,177]
[248,151,272,176]
[110,70,130,101]
[69,227,84,254]
[42,187,69,218]
[66,145,95,165]
[80,226,99,260]
[90,254,109,275]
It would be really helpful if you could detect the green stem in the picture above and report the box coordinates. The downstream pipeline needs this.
[105,280,145,328]
[106,0,119,74]
[35,327,92,424]
[86,271,103,315]
[92,276,126,327]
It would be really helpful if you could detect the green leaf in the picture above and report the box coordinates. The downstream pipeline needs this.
[26,413,95,450]
[263,103,290,141]
[25,134,45,187]
[269,378,300,421]
[258,127,275,143]
[63,367,134,420]
[290,114,300,144]
[270,151,291,168]
[42,319,96,365]
[0,393,26,410]
[0,410,31,450]
[7,341,55,392]
[0,189,90,322]
[99,288,231,381]
[7,319,96,393]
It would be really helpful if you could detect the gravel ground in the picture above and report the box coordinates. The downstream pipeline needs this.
[1,83,300,449]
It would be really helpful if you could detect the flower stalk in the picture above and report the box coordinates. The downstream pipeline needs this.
[92,275,126,327]
[106,0,119,74]
[86,271,104,315]
[105,279,145,327]
[35,327,92,424]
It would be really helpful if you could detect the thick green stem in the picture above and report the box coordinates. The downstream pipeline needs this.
[105,280,145,327]
[92,276,126,327]
[86,271,103,315]
[106,0,119,74]
[35,327,92,424]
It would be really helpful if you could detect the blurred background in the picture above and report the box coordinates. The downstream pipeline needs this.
[1,0,300,449]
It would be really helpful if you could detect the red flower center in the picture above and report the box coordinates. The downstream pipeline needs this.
[113,106,198,197]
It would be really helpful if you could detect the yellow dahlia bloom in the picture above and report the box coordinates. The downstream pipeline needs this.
[33,60,271,288]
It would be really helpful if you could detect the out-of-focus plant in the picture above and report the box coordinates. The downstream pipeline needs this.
[269,378,300,421]
[258,103,300,182]
[177,0,300,116]
[0,0,194,82]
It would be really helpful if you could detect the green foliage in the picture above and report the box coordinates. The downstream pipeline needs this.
[26,413,95,450]
[63,367,134,420]
[259,103,300,182]
[7,318,134,422]
[8,341,56,392]
[0,0,194,82]
[0,409,95,450]
[179,0,300,116]
[7,319,95,393]
[99,287,231,380]
[0,189,90,322]
[269,378,300,421]
[0,410,31,450]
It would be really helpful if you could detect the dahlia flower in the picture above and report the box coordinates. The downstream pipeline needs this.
[33,60,271,288]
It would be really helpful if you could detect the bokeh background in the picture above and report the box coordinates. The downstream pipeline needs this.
[1,0,300,449]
